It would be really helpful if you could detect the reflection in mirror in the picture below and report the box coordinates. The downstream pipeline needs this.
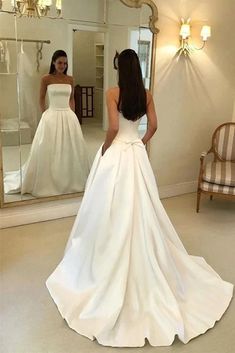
[0,0,155,206]
[73,1,154,161]
[6,18,91,202]
[1,16,92,203]
[73,29,106,162]
[0,14,21,203]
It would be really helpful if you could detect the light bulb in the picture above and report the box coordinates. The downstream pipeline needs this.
[56,0,62,10]
[200,25,211,41]
[180,24,190,39]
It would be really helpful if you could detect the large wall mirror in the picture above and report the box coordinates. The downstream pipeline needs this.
[0,0,159,208]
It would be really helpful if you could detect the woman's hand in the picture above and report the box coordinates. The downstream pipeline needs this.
[102,144,106,156]
[141,139,146,145]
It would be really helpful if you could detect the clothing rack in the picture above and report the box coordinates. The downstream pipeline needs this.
[0,37,50,44]
[0,37,51,71]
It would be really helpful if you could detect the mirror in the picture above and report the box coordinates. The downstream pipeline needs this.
[0,0,158,207]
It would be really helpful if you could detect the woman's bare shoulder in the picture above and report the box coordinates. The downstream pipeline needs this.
[66,75,74,83]
[106,86,119,94]
[41,74,51,84]
[106,87,119,100]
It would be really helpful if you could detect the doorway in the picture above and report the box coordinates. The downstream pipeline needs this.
[71,27,107,161]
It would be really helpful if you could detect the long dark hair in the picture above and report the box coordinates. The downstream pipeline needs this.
[49,50,68,74]
[114,49,146,121]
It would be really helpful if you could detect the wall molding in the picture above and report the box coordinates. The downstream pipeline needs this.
[158,180,197,199]
[120,0,159,34]
[0,180,197,229]
[0,198,82,229]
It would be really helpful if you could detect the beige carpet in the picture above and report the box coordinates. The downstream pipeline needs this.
[1,193,234,353]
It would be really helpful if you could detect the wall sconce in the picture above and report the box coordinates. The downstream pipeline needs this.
[177,18,211,56]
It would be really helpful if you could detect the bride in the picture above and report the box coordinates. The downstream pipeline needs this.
[4,50,90,197]
[46,49,233,347]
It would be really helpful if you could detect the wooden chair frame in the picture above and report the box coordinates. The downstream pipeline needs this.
[196,122,235,212]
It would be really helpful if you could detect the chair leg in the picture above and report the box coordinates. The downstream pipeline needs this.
[196,191,201,213]
[210,195,213,200]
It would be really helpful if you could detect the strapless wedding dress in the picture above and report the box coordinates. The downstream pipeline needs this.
[4,84,90,197]
[46,114,233,347]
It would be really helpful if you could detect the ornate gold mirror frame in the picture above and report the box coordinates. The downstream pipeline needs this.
[120,0,159,35]
[0,0,159,208]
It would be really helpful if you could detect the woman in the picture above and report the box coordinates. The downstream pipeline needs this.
[46,49,233,347]
[4,50,90,197]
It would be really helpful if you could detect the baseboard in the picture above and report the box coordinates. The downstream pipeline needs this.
[0,198,82,229]
[0,180,197,229]
[158,180,197,199]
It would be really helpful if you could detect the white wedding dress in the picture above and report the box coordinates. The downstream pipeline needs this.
[4,84,90,197]
[46,114,233,347]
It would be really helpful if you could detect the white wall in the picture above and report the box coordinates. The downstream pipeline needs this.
[107,0,140,26]
[63,0,105,23]
[73,31,105,87]
[0,15,69,130]
[73,31,96,86]
[232,97,235,122]
[149,0,235,193]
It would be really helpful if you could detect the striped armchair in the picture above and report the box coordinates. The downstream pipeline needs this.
[197,122,235,212]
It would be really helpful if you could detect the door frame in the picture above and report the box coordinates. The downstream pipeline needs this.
[67,23,109,130]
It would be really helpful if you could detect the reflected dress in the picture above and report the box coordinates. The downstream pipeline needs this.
[4,84,90,197]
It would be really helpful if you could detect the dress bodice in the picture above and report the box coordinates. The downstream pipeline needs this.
[115,114,141,142]
[47,84,71,110]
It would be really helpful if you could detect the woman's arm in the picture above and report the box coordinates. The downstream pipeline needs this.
[102,88,119,155]
[142,90,158,145]
[69,77,75,112]
[39,76,48,113]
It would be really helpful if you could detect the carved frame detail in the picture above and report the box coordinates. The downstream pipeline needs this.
[120,0,159,34]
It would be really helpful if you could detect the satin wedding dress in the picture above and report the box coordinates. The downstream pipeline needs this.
[4,84,90,197]
[46,114,233,347]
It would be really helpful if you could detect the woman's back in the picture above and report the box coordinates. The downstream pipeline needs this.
[106,86,156,146]
[115,114,141,141]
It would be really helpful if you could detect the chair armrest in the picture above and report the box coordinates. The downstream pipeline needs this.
[200,151,207,158]
[198,150,214,189]
[200,151,207,163]
[200,150,213,163]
